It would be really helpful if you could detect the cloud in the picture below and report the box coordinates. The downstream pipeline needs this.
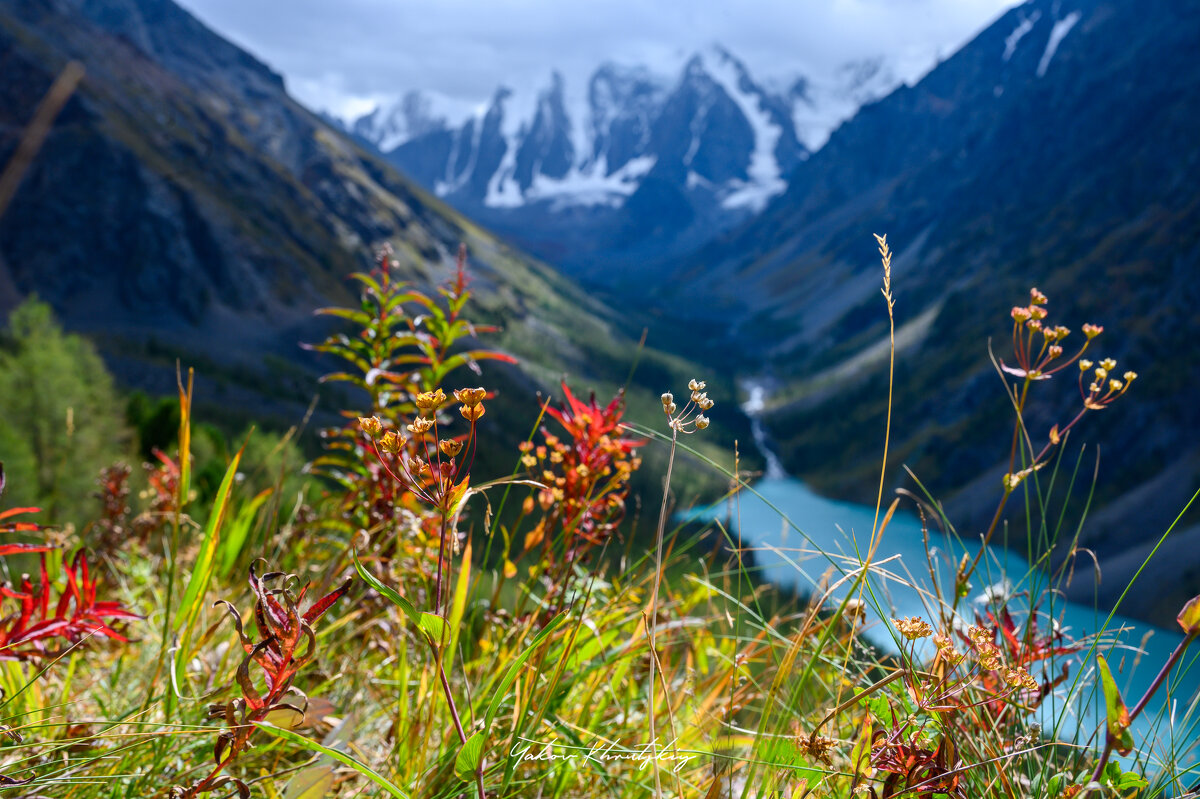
[175,0,1021,118]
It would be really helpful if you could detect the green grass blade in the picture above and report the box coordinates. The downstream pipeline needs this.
[218,487,272,578]
[483,613,567,732]
[255,722,410,798]
[172,436,248,682]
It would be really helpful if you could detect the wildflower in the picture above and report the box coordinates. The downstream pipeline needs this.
[1124,370,1138,382]
[893,616,933,640]
[1030,306,1048,321]
[976,642,1003,671]
[800,732,836,766]
[934,633,965,666]
[454,387,486,407]
[407,417,434,436]
[688,379,706,392]
[460,403,485,422]
[661,392,674,407]
[967,625,993,647]
[1011,307,1032,323]
[1079,359,1093,372]
[379,431,404,454]
[415,388,447,413]
[439,439,463,457]
[1100,358,1117,372]
[663,402,677,415]
[1029,288,1047,305]
[1082,323,1103,338]
[1002,666,1031,688]
[1048,345,1063,359]
[695,415,710,430]
[1109,379,1123,392]
[358,416,383,438]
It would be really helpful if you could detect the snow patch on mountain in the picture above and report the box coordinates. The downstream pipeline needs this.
[433,107,486,197]
[526,155,656,209]
[789,59,901,152]
[700,48,786,211]
[1038,11,1082,77]
[485,87,538,208]
[1003,10,1042,61]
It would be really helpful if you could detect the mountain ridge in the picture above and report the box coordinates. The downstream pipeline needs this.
[348,46,902,279]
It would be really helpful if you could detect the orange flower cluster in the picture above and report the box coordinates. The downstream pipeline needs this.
[518,383,643,564]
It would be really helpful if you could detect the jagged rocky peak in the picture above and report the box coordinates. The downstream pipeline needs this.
[350,90,475,152]
[586,62,667,174]
[353,44,849,214]
[347,44,899,272]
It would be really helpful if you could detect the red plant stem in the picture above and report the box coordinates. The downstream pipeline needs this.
[1087,630,1198,792]
[1130,632,1196,722]
[433,512,448,617]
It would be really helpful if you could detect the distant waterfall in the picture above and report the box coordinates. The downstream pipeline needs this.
[740,380,786,480]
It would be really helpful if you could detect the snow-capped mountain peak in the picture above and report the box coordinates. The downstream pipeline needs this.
[788,57,902,152]
[351,90,482,152]
[350,45,893,222]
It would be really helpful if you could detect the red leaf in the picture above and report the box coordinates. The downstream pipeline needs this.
[302,577,353,625]
[0,507,40,522]
[0,544,52,556]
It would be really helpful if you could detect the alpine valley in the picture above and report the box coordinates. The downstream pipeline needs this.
[348,0,1200,625]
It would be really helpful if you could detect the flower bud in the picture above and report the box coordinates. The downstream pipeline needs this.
[358,416,383,438]
[454,387,487,407]
[379,431,404,454]
[415,388,447,412]
[407,417,434,436]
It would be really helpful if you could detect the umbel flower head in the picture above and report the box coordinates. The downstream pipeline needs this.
[662,378,715,434]
[893,616,933,640]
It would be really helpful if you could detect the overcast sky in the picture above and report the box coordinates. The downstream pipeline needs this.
[176,0,1022,120]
